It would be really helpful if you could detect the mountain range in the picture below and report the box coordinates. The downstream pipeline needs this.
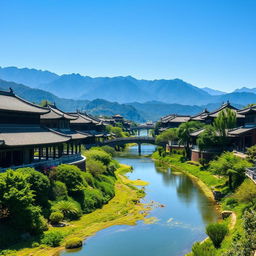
[0,66,255,121]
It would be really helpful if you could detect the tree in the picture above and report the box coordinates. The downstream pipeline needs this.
[197,125,221,150]
[155,128,178,145]
[206,223,228,248]
[209,152,251,190]
[0,170,46,233]
[178,121,204,158]
[52,200,82,220]
[86,159,106,176]
[16,167,50,207]
[213,108,237,137]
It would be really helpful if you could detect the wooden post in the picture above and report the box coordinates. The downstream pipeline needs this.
[138,143,141,155]
[71,143,74,154]
[67,143,69,155]
[39,147,42,161]
[46,147,49,160]
[53,146,56,159]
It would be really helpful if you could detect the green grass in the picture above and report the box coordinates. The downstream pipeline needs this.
[10,164,150,256]
[152,152,226,193]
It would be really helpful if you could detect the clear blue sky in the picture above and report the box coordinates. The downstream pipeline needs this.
[0,0,255,92]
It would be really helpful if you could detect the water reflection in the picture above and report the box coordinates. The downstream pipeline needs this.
[62,145,219,256]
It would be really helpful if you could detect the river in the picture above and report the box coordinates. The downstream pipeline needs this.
[62,144,219,256]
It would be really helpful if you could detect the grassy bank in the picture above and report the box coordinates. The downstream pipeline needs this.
[7,164,150,256]
[152,151,256,256]
[152,151,226,201]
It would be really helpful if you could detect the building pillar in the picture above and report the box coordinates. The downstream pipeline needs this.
[79,144,81,153]
[75,144,78,154]
[138,143,141,155]
[39,147,42,161]
[71,143,74,155]
[53,146,56,159]
[67,143,69,155]
[46,147,49,160]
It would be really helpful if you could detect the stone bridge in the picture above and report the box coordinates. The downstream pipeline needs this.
[102,136,156,154]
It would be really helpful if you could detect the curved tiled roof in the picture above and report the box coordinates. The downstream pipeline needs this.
[0,89,49,114]
[191,109,209,121]
[41,105,78,120]
[0,126,70,147]
[237,106,256,115]
[208,102,244,118]
[70,113,101,124]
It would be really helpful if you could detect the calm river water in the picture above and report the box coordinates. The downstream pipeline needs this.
[63,144,219,256]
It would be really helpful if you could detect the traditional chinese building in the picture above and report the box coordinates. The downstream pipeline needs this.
[0,89,85,171]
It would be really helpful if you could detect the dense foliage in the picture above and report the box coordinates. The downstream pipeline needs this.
[155,128,178,145]
[178,121,204,158]
[0,147,118,249]
[209,152,251,190]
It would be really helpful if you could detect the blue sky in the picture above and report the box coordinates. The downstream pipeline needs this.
[0,0,255,92]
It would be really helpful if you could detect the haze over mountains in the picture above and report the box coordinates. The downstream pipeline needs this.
[0,66,255,121]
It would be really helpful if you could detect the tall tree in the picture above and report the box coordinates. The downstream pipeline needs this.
[213,108,237,137]
[178,121,204,158]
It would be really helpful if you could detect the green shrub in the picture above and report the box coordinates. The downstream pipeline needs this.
[52,181,68,201]
[16,168,50,207]
[50,211,64,224]
[54,165,85,197]
[65,237,83,249]
[192,240,216,256]
[206,223,228,248]
[86,159,106,176]
[52,200,82,220]
[83,188,104,213]
[84,149,111,166]
[81,172,95,187]
[101,145,115,156]
[41,231,63,247]
[32,242,40,248]
[108,160,120,173]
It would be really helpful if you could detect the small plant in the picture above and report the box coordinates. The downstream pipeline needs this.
[206,223,228,248]
[49,211,64,225]
[65,237,83,249]
[52,200,82,220]
[192,240,216,256]
[41,231,63,247]
[32,242,40,248]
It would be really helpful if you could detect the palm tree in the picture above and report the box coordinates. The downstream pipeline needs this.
[178,121,204,158]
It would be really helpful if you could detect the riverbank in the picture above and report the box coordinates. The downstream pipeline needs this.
[152,152,226,201]
[14,164,150,256]
[152,151,256,256]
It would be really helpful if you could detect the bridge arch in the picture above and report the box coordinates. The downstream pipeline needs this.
[101,136,156,154]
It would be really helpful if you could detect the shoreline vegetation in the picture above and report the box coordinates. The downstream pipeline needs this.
[152,150,256,256]
[14,164,150,256]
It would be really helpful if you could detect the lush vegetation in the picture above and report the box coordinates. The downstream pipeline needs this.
[0,147,119,252]
[154,143,256,256]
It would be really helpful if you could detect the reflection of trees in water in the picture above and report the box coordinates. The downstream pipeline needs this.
[154,162,218,225]
[155,164,179,186]
[197,193,219,224]
[176,175,195,204]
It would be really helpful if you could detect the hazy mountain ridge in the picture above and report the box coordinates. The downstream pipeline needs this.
[0,66,58,88]
[0,66,255,121]
[0,79,144,122]
[201,87,226,96]
[234,87,256,94]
